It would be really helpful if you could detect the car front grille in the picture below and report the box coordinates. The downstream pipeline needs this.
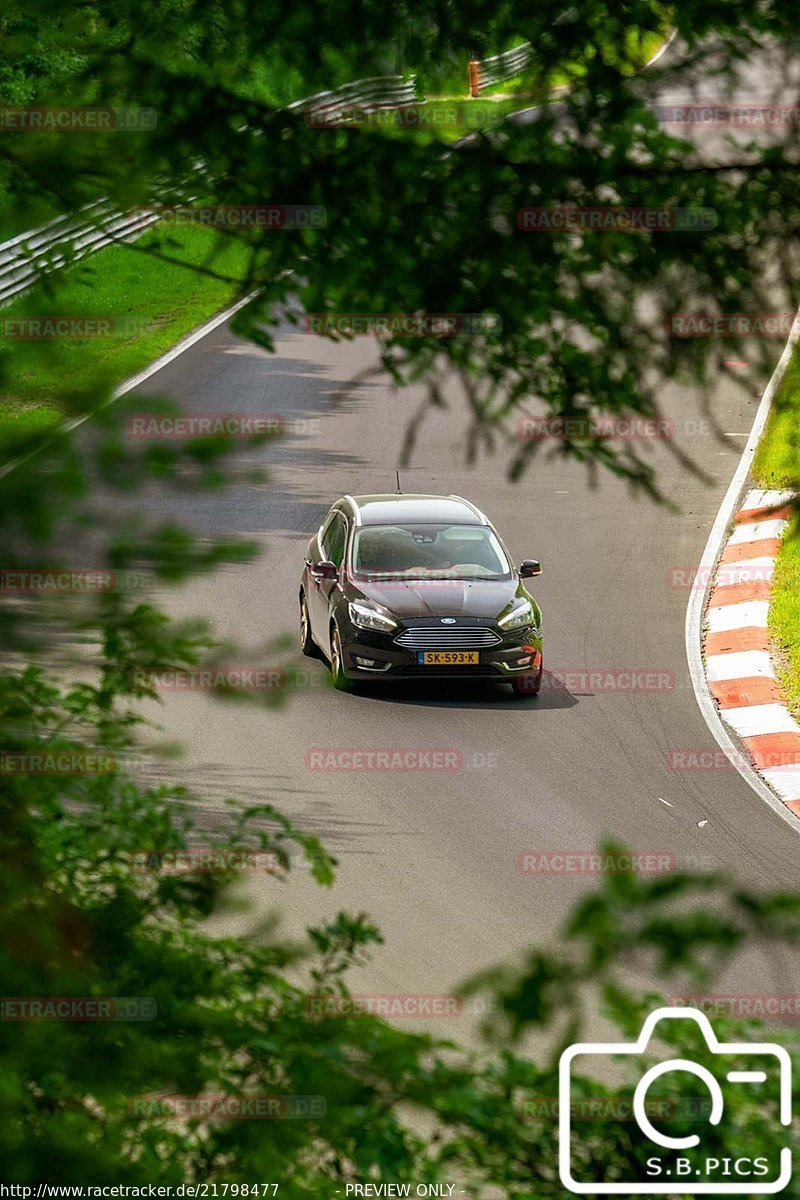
[394,626,501,651]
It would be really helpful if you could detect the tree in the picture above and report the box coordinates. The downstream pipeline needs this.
[1,0,799,490]
[4,645,800,1191]
[2,2,800,1189]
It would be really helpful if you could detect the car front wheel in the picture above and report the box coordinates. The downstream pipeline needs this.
[329,623,352,691]
[299,592,319,658]
[511,658,543,697]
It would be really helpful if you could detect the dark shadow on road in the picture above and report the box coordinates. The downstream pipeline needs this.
[341,670,579,710]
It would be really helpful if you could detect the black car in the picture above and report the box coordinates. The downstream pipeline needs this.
[299,494,543,695]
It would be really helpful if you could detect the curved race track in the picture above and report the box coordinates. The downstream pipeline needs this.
[127,35,800,1035]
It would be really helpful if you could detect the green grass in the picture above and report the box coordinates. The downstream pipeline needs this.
[416,25,671,141]
[375,96,541,143]
[417,24,671,146]
[752,349,800,488]
[431,25,671,101]
[765,527,800,716]
[0,195,69,243]
[0,225,251,452]
[0,22,671,442]
[751,344,800,715]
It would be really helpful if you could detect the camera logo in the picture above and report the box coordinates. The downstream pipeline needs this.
[559,1006,792,1194]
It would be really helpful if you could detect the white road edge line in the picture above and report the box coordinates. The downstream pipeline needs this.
[3,31,678,480]
[6,27,793,836]
[644,27,678,68]
[685,307,800,833]
[500,27,677,128]
[0,292,257,481]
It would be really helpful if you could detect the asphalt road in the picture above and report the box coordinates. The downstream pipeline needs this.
[126,35,800,1037]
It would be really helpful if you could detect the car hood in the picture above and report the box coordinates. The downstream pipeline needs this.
[352,577,521,619]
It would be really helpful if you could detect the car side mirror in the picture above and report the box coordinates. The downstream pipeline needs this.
[519,559,542,578]
[313,560,338,580]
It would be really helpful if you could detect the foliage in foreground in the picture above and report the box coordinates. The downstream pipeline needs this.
[746,344,800,717]
[2,2,800,1192]
[2,499,800,1188]
[1,1,800,493]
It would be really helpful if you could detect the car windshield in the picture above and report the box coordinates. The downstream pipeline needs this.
[351,523,512,580]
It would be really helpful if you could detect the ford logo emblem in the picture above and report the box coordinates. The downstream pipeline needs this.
[440,618,456,624]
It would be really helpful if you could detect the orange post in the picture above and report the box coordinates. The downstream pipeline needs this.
[468,61,481,98]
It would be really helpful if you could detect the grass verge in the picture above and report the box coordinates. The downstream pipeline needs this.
[751,343,800,715]
[0,225,251,454]
[0,23,671,444]
[479,27,669,97]
[422,25,671,140]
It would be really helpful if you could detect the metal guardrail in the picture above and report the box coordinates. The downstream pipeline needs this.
[468,44,534,97]
[288,74,418,124]
[0,202,161,308]
[0,74,418,308]
[468,24,674,97]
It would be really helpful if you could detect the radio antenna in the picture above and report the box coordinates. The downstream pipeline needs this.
[395,470,402,494]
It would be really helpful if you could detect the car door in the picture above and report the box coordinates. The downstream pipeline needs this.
[317,511,349,654]
[307,510,347,651]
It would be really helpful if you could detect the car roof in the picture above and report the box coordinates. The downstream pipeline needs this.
[342,494,489,526]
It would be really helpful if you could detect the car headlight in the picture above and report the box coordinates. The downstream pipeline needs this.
[498,600,537,632]
[348,600,398,633]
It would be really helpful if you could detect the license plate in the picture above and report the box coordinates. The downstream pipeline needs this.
[418,651,479,665]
